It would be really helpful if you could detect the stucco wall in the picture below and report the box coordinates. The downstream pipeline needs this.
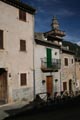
[0,1,34,103]
[34,43,61,95]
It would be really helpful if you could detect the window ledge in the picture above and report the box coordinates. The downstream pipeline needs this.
[19,50,27,53]
[0,48,5,52]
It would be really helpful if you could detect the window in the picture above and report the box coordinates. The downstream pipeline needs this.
[20,73,27,86]
[64,58,68,66]
[46,48,52,68]
[0,30,3,49]
[20,40,26,51]
[19,9,26,22]
[72,59,73,64]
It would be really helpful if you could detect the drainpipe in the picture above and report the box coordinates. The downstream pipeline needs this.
[32,15,36,99]
[74,56,77,93]
[60,45,62,93]
[60,70,62,92]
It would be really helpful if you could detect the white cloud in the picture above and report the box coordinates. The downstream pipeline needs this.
[36,5,75,17]
[38,7,45,13]
[55,9,75,17]
[76,41,80,46]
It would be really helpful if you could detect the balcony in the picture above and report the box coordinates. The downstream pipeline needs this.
[53,29,65,37]
[41,58,61,72]
[44,29,65,38]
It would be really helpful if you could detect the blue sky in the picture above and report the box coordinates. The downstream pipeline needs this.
[23,0,80,43]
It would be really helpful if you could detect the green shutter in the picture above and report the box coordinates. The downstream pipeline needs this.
[46,48,52,68]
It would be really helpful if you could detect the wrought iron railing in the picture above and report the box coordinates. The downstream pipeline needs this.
[41,58,61,71]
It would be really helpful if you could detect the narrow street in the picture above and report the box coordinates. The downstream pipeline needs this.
[5,104,80,120]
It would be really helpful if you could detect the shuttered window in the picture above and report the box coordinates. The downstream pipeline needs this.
[0,30,3,49]
[20,73,27,86]
[64,58,68,66]
[46,48,52,68]
[20,40,26,51]
[19,9,26,22]
[72,59,73,64]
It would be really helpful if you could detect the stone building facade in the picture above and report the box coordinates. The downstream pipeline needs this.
[62,41,80,93]
[60,48,76,93]
[75,58,80,91]
[34,33,61,97]
[34,17,65,97]
[0,0,35,104]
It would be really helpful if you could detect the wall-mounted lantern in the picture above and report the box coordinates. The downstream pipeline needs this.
[55,79,58,83]
[9,73,11,77]
[42,80,45,85]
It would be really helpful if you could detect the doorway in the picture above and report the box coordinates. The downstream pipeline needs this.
[63,82,67,91]
[46,76,53,96]
[69,79,72,92]
[0,68,7,104]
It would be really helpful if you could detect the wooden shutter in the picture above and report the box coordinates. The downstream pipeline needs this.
[20,73,27,86]
[0,30,3,49]
[20,40,26,51]
[46,48,52,68]
[23,11,26,21]
[19,9,22,20]
[64,58,68,66]
[19,9,26,22]
[72,59,73,64]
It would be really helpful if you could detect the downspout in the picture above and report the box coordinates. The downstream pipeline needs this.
[74,56,77,93]
[60,45,62,93]
[32,15,36,99]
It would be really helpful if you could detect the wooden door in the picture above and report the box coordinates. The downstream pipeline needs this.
[69,79,72,91]
[46,76,53,95]
[63,82,67,91]
[0,72,7,102]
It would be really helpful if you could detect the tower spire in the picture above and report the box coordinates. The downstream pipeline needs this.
[51,16,59,30]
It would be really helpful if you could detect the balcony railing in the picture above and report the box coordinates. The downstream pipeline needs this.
[41,58,61,72]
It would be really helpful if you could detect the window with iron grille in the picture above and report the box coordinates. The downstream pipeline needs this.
[20,73,27,86]
[64,58,68,66]
[19,9,26,22]
[0,30,3,49]
[20,40,26,51]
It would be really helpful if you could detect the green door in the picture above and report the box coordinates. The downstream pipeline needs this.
[46,48,52,68]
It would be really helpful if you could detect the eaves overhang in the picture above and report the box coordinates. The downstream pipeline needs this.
[0,0,36,14]
[35,39,60,49]
[62,49,75,55]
